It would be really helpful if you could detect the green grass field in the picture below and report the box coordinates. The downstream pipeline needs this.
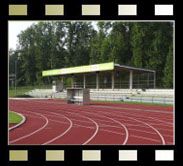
[9,111,23,124]
[9,85,52,98]
[9,88,31,98]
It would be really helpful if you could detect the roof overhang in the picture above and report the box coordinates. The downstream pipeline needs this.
[42,62,114,76]
[114,64,155,73]
[42,62,155,77]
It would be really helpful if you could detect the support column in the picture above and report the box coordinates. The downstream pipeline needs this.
[147,73,149,88]
[112,71,115,90]
[129,70,133,90]
[72,75,74,88]
[96,73,99,90]
[61,76,64,89]
[83,74,86,88]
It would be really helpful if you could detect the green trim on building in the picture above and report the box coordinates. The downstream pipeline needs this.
[42,62,114,76]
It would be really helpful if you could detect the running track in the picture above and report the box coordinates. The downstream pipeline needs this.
[9,99,174,145]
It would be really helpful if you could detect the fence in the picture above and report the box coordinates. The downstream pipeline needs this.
[90,93,173,105]
[9,85,52,97]
[51,92,173,105]
[9,85,174,105]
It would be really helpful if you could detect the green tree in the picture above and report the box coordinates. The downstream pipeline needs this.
[131,23,149,67]
[66,22,95,66]
[131,22,173,87]
[9,21,173,88]
[163,44,173,88]
[145,22,173,87]
[89,25,105,64]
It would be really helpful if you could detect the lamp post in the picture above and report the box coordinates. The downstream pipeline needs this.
[14,52,20,96]
[15,59,17,96]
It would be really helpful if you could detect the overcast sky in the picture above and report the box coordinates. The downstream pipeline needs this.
[9,21,38,50]
[8,21,98,50]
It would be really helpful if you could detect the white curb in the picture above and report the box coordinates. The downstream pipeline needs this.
[9,111,26,131]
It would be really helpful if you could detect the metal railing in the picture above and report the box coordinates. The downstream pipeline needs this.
[11,85,173,105]
[90,94,173,105]
[50,92,173,105]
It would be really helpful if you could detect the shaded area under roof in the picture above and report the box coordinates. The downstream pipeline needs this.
[114,64,155,73]
[42,62,155,77]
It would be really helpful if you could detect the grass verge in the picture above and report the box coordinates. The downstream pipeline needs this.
[9,88,32,98]
[55,98,173,107]
[91,100,173,107]
[9,111,23,124]
[9,85,52,98]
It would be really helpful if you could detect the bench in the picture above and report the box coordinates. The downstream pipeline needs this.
[67,88,90,105]
[69,96,83,104]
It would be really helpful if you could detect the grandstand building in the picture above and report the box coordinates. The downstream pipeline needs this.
[42,62,156,90]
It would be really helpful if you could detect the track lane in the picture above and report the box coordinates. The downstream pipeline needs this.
[9,99,173,145]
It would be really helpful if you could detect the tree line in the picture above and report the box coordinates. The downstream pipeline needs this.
[9,21,173,88]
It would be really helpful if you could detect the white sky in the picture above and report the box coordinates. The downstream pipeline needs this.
[9,21,38,50]
[8,21,98,50]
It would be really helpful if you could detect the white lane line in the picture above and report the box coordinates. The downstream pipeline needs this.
[82,117,99,145]
[62,106,173,129]
[43,110,99,145]
[10,111,49,144]
[130,134,161,143]
[116,118,166,145]
[148,117,172,125]
[49,106,165,144]
[84,115,129,145]
[97,110,166,144]
[104,116,129,145]
[59,113,172,133]
[91,104,173,114]
[27,112,173,142]
[70,106,168,144]
[65,116,120,127]
[103,115,165,145]
[23,112,98,130]
[13,99,173,128]
[123,123,173,132]
[142,121,166,144]
[14,99,172,114]
[22,113,95,131]
[146,122,173,127]
[61,109,128,145]
[96,110,166,145]
[42,111,169,135]
[48,110,128,145]
[21,113,44,119]
[49,119,95,130]
[91,105,173,123]
[61,117,95,125]
[60,107,165,145]
[47,118,162,143]
[10,99,169,145]
[117,112,173,125]
[63,108,168,144]
[48,113,172,139]
[63,113,172,131]
[11,111,169,144]
[39,100,173,127]
[42,113,73,145]
[21,112,74,145]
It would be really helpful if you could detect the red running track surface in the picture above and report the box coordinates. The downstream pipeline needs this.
[9,99,174,145]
